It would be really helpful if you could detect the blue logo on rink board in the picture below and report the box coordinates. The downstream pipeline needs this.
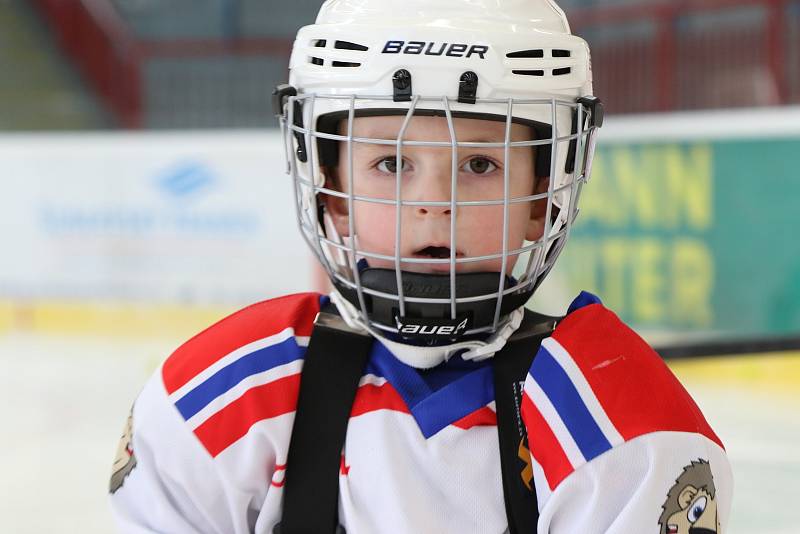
[155,161,216,200]
[38,158,258,237]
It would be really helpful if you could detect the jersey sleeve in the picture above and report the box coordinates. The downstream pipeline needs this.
[109,371,237,534]
[109,293,321,533]
[521,298,733,533]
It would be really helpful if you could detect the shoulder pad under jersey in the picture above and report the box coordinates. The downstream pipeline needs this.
[161,292,321,456]
[521,292,723,491]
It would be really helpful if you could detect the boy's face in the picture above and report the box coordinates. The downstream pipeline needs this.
[324,115,548,275]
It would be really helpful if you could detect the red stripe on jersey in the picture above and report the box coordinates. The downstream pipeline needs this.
[194,373,301,457]
[521,392,573,490]
[340,454,351,476]
[452,406,497,430]
[552,304,724,449]
[350,383,410,418]
[271,464,286,488]
[270,464,286,488]
[162,293,320,394]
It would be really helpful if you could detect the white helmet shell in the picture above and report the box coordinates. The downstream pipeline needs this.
[276,0,602,341]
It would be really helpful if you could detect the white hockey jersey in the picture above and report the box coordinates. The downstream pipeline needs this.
[110,292,732,534]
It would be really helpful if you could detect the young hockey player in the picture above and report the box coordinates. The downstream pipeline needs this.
[110,1,732,533]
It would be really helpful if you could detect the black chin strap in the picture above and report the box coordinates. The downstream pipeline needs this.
[334,268,536,343]
[275,306,556,534]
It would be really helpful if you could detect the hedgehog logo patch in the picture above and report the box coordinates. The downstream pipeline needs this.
[659,459,720,534]
[109,410,137,494]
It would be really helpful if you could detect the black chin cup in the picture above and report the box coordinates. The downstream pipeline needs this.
[333,268,534,343]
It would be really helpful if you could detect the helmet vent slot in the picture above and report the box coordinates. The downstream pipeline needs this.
[512,69,545,77]
[553,67,572,76]
[334,40,369,51]
[313,39,327,48]
[332,61,361,68]
[552,49,571,58]
[309,57,324,65]
[506,49,544,58]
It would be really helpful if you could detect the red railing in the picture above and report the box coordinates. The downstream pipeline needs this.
[31,0,143,127]
[30,0,800,127]
[30,0,293,127]
[569,0,797,113]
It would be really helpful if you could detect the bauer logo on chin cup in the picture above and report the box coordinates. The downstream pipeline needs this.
[395,315,471,342]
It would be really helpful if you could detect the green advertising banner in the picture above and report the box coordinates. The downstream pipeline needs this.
[551,136,799,338]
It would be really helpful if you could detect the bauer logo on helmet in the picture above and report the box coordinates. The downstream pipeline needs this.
[382,41,489,58]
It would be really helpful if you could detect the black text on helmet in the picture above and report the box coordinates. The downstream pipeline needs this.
[382,41,489,59]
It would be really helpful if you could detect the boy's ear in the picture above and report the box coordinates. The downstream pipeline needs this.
[526,176,551,241]
[321,167,351,237]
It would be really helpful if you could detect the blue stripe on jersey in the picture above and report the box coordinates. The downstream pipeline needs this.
[366,343,494,438]
[531,346,612,461]
[413,366,494,438]
[567,290,602,315]
[174,336,305,420]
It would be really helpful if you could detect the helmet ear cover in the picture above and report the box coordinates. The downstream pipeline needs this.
[313,108,554,179]
[273,84,309,162]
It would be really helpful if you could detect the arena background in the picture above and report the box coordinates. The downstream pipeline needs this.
[0,0,798,532]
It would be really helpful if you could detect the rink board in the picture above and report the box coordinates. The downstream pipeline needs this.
[1,106,799,342]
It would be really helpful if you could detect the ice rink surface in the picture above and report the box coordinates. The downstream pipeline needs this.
[1,332,797,534]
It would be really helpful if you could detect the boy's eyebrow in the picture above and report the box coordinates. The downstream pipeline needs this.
[459,137,507,144]
[352,135,510,145]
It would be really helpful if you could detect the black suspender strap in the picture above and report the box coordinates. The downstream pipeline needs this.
[277,306,556,534]
[275,309,373,534]
[492,310,559,534]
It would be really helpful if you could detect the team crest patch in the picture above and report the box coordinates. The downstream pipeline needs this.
[659,459,720,534]
[109,410,137,494]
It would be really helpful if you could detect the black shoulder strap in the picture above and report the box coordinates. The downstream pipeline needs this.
[278,306,556,534]
[492,310,558,534]
[275,306,373,534]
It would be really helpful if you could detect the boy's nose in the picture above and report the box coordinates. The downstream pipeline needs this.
[409,166,453,218]
[416,204,452,217]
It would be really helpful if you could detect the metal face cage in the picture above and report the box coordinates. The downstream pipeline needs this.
[275,90,602,343]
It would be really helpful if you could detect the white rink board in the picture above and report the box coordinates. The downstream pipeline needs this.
[0,131,313,304]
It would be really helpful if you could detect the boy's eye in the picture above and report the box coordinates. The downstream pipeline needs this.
[462,157,497,175]
[376,157,407,174]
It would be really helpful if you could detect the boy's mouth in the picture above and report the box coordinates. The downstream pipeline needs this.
[413,246,463,260]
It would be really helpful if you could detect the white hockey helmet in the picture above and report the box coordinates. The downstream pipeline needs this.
[274,0,602,343]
